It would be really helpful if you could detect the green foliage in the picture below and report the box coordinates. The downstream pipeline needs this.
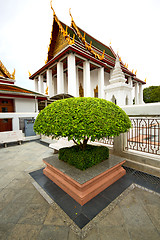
[59,145,109,170]
[34,97,131,148]
[143,86,160,103]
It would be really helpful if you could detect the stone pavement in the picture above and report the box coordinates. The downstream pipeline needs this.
[0,141,159,240]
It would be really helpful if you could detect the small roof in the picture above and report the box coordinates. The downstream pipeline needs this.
[50,93,74,100]
[0,60,15,80]
[0,83,47,100]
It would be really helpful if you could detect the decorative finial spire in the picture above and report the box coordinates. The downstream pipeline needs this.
[28,71,31,77]
[144,78,146,83]
[135,70,137,75]
[11,68,15,79]
[50,0,56,16]
[69,8,73,22]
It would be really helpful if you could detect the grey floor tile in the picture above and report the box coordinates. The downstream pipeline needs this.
[0,223,15,240]
[18,203,50,225]
[37,225,69,240]
[7,223,42,240]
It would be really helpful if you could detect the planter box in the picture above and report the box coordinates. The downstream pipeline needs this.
[43,154,126,205]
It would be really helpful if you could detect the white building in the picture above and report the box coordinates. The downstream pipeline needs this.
[29,6,146,106]
[0,60,47,133]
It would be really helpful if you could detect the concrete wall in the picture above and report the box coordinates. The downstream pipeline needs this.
[15,98,38,113]
[122,102,160,116]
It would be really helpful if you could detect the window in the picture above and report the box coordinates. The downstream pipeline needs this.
[2,107,8,112]
[2,100,8,104]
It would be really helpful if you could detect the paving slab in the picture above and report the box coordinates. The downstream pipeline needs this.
[0,141,159,240]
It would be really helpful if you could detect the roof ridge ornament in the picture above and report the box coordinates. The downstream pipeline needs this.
[50,0,75,45]
[69,8,105,60]
[0,60,14,79]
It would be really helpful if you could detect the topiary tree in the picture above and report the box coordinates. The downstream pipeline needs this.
[34,97,131,151]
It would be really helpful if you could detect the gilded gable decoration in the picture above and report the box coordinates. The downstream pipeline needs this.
[0,60,15,79]
[50,0,75,46]
[69,9,105,61]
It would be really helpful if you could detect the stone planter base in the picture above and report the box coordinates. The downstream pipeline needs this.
[43,156,126,205]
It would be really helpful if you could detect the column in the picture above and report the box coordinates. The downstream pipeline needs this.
[98,67,104,99]
[83,60,91,97]
[139,83,143,104]
[64,72,67,93]
[38,75,44,94]
[68,53,76,96]
[57,62,64,94]
[47,69,54,97]
[12,116,19,131]
[76,67,79,97]
[128,76,133,87]
[135,82,139,104]
[34,78,39,92]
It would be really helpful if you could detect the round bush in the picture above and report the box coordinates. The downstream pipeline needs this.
[34,97,131,151]
[59,145,109,170]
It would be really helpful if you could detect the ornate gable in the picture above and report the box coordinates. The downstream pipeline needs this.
[47,21,68,62]
[0,60,15,80]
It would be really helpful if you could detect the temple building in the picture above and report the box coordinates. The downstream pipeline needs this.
[29,4,146,106]
[0,60,47,132]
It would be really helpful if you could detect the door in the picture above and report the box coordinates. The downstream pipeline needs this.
[0,98,14,132]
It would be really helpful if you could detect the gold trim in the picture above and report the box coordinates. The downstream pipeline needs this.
[28,71,31,77]
[0,60,15,79]
[45,86,48,95]
[50,0,75,46]
[11,68,15,80]
[69,9,105,60]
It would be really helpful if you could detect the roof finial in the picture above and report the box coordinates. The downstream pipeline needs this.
[28,71,31,77]
[11,68,15,79]
[50,0,56,16]
[144,78,146,83]
[69,8,73,23]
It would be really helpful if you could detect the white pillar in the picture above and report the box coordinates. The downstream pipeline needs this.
[83,60,91,97]
[34,78,39,92]
[47,69,54,97]
[135,82,139,104]
[57,62,64,94]
[39,75,44,94]
[68,53,76,96]
[139,84,143,104]
[64,72,67,93]
[76,67,79,97]
[128,77,133,87]
[98,67,104,99]
[12,116,19,131]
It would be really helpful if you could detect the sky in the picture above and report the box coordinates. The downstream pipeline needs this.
[0,0,160,91]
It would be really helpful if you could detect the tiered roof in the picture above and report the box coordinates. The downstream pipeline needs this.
[0,60,47,100]
[0,82,47,100]
[30,2,146,85]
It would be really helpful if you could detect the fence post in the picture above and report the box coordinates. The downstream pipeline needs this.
[113,132,127,155]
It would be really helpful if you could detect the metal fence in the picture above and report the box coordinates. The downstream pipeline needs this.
[95,136,114,146]
[127,118,160,155]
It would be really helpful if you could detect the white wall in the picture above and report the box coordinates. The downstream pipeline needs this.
[15,98,38,113]
[122,102,160,116]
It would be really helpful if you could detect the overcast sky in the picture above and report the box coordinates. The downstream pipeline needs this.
[0,0,160,91]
